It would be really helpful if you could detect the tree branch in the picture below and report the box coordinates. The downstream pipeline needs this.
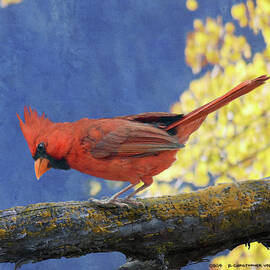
[1,180,270,269]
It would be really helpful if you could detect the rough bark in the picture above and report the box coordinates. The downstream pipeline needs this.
[1,180,270,269]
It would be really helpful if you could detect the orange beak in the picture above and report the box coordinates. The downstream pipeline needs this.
[34,158,51,180]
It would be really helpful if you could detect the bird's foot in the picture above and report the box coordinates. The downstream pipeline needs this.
[89,198,130,208]
[89,197,144,208]
[124,198,144,207]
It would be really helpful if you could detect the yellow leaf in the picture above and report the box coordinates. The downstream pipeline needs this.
[239,17,248,27]
[246,0,255,18]
[257,0,270,13]
[225,22,235,34]
[206,50,219,64]
[262,27,270,45]
[193,19,204,31]
[231,3,247,21]
[186,0,198,11]
[89,181,102,196]
[1,0,22,7]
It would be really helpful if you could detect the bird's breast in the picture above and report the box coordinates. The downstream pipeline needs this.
[66,145,178,183]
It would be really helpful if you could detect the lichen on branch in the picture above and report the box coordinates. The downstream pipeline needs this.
[1,180,270,269]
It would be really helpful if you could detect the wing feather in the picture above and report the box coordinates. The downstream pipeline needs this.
[88,120,183,159]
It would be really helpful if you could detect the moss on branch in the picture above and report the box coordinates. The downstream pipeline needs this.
[1,180,270,269]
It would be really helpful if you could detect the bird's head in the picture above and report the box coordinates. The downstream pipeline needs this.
[17,107,71,180]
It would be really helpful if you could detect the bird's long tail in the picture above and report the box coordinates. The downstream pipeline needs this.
[166,75,269,143]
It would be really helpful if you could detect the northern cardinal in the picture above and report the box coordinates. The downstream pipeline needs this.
[17,75,269,206]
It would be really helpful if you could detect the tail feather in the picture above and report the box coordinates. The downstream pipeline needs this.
[166,75,269,143]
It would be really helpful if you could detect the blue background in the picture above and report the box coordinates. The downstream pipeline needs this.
[0,0,243,269]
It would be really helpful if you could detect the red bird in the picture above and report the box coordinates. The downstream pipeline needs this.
[17,76,269,206]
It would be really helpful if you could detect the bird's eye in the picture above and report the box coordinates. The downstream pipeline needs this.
[37,142,46,153]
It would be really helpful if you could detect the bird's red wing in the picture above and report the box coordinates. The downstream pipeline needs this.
[88,120,183,159]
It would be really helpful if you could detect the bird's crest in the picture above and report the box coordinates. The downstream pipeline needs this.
[17,107,53,156]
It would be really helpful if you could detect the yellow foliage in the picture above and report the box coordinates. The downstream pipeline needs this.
[232,0,270,49]
[185,17,251,73]
[1,0,22,7]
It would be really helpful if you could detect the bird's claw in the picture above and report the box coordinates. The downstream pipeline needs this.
[124,198,145,207]
[89,198,130,208]
[108,198,130,208]
[89,198,144,208]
